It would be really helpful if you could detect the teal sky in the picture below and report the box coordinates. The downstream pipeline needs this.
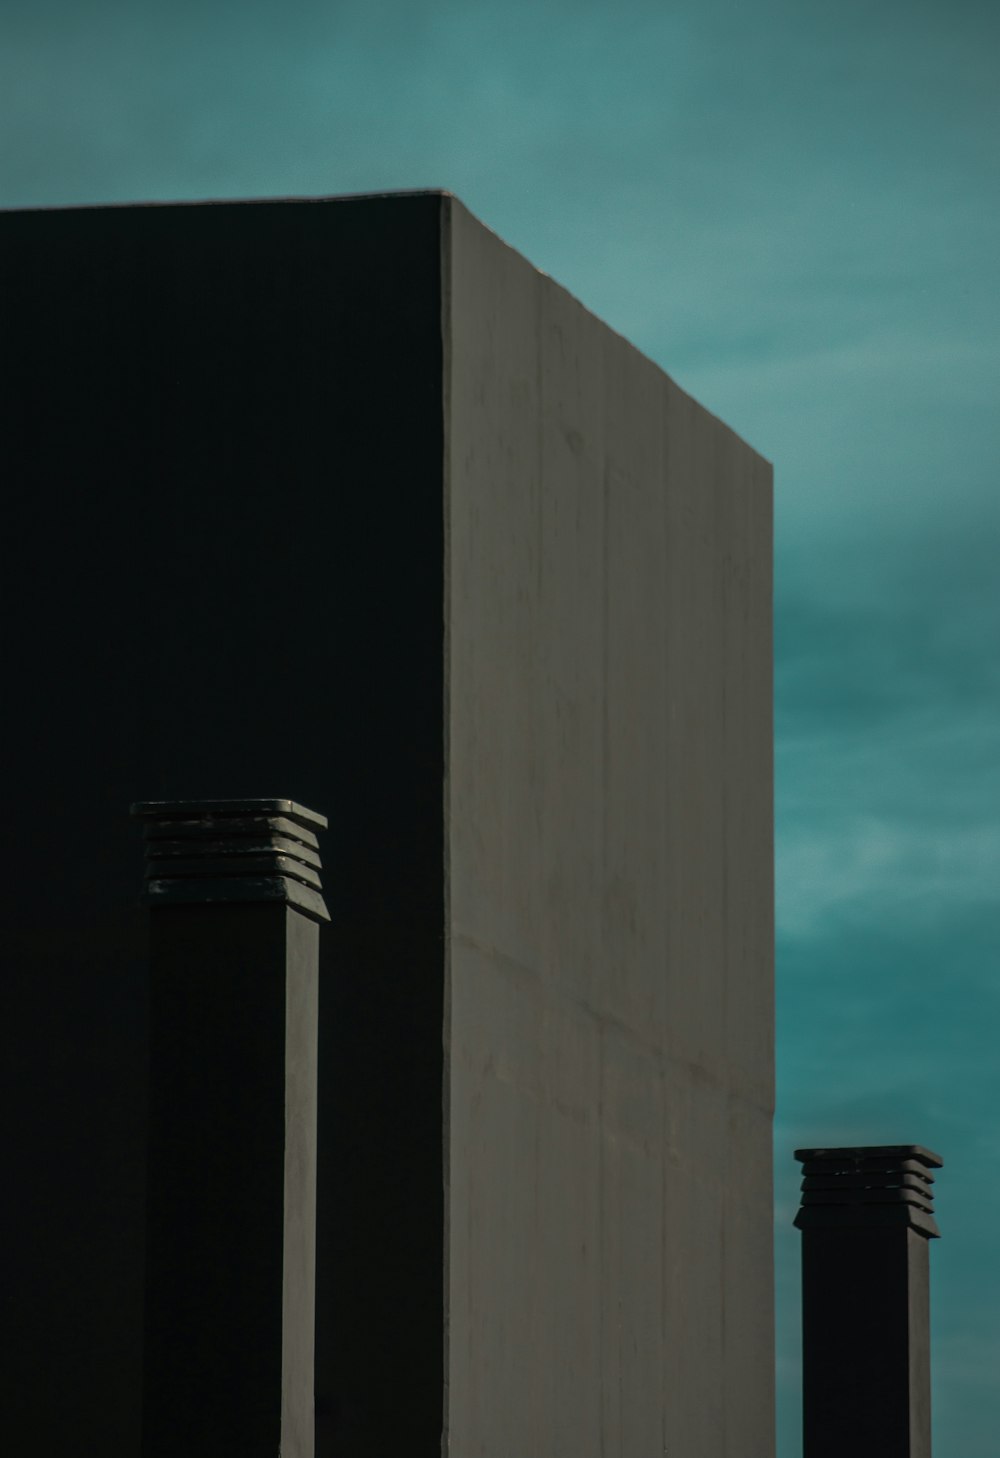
[4,1,997,1450]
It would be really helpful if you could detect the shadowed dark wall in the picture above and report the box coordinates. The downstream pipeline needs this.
[1,193,445,1455]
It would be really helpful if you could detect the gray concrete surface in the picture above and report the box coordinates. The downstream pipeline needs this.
[443,195,774,1457]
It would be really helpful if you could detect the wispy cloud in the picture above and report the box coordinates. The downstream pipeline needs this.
[778,816,1000,940]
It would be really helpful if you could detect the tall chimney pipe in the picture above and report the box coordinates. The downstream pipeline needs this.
[133,798,329,1458]
[794,1143,943,1458]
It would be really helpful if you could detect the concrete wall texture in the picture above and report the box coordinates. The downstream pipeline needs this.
[0,191,773,1455]
[444,197,774,1456]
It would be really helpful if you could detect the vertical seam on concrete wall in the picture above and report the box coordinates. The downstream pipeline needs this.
[535,273,544,604]
[717,428,732,1458]
[660,380,671,1458]
[599,349,611,1458]
[439,189,453,1458]
[659,378,670,1458]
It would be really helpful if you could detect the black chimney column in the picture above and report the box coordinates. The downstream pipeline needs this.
[133,798,329,1458]
[794,1143,943,1458]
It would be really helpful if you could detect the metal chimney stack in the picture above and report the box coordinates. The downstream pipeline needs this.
[133,798,329,1458]
[794,1143,943,1458]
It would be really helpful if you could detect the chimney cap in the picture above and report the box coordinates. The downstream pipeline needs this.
[794,1144,942,1168]
[131,797,330,923]
[793,1143,942,1238]
[132,797,327,831]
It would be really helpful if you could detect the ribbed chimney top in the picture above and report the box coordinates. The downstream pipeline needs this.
[793,1143,943,1239]
[131,797,330,923]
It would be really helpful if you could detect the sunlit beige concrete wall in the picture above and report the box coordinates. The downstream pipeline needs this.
[444,195,774,1458]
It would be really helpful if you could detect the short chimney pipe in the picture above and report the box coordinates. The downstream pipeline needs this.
[133,798,329,1458]
[794,1143,943,1458]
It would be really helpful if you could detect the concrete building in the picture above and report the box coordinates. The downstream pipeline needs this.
[1,191,773,1455]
